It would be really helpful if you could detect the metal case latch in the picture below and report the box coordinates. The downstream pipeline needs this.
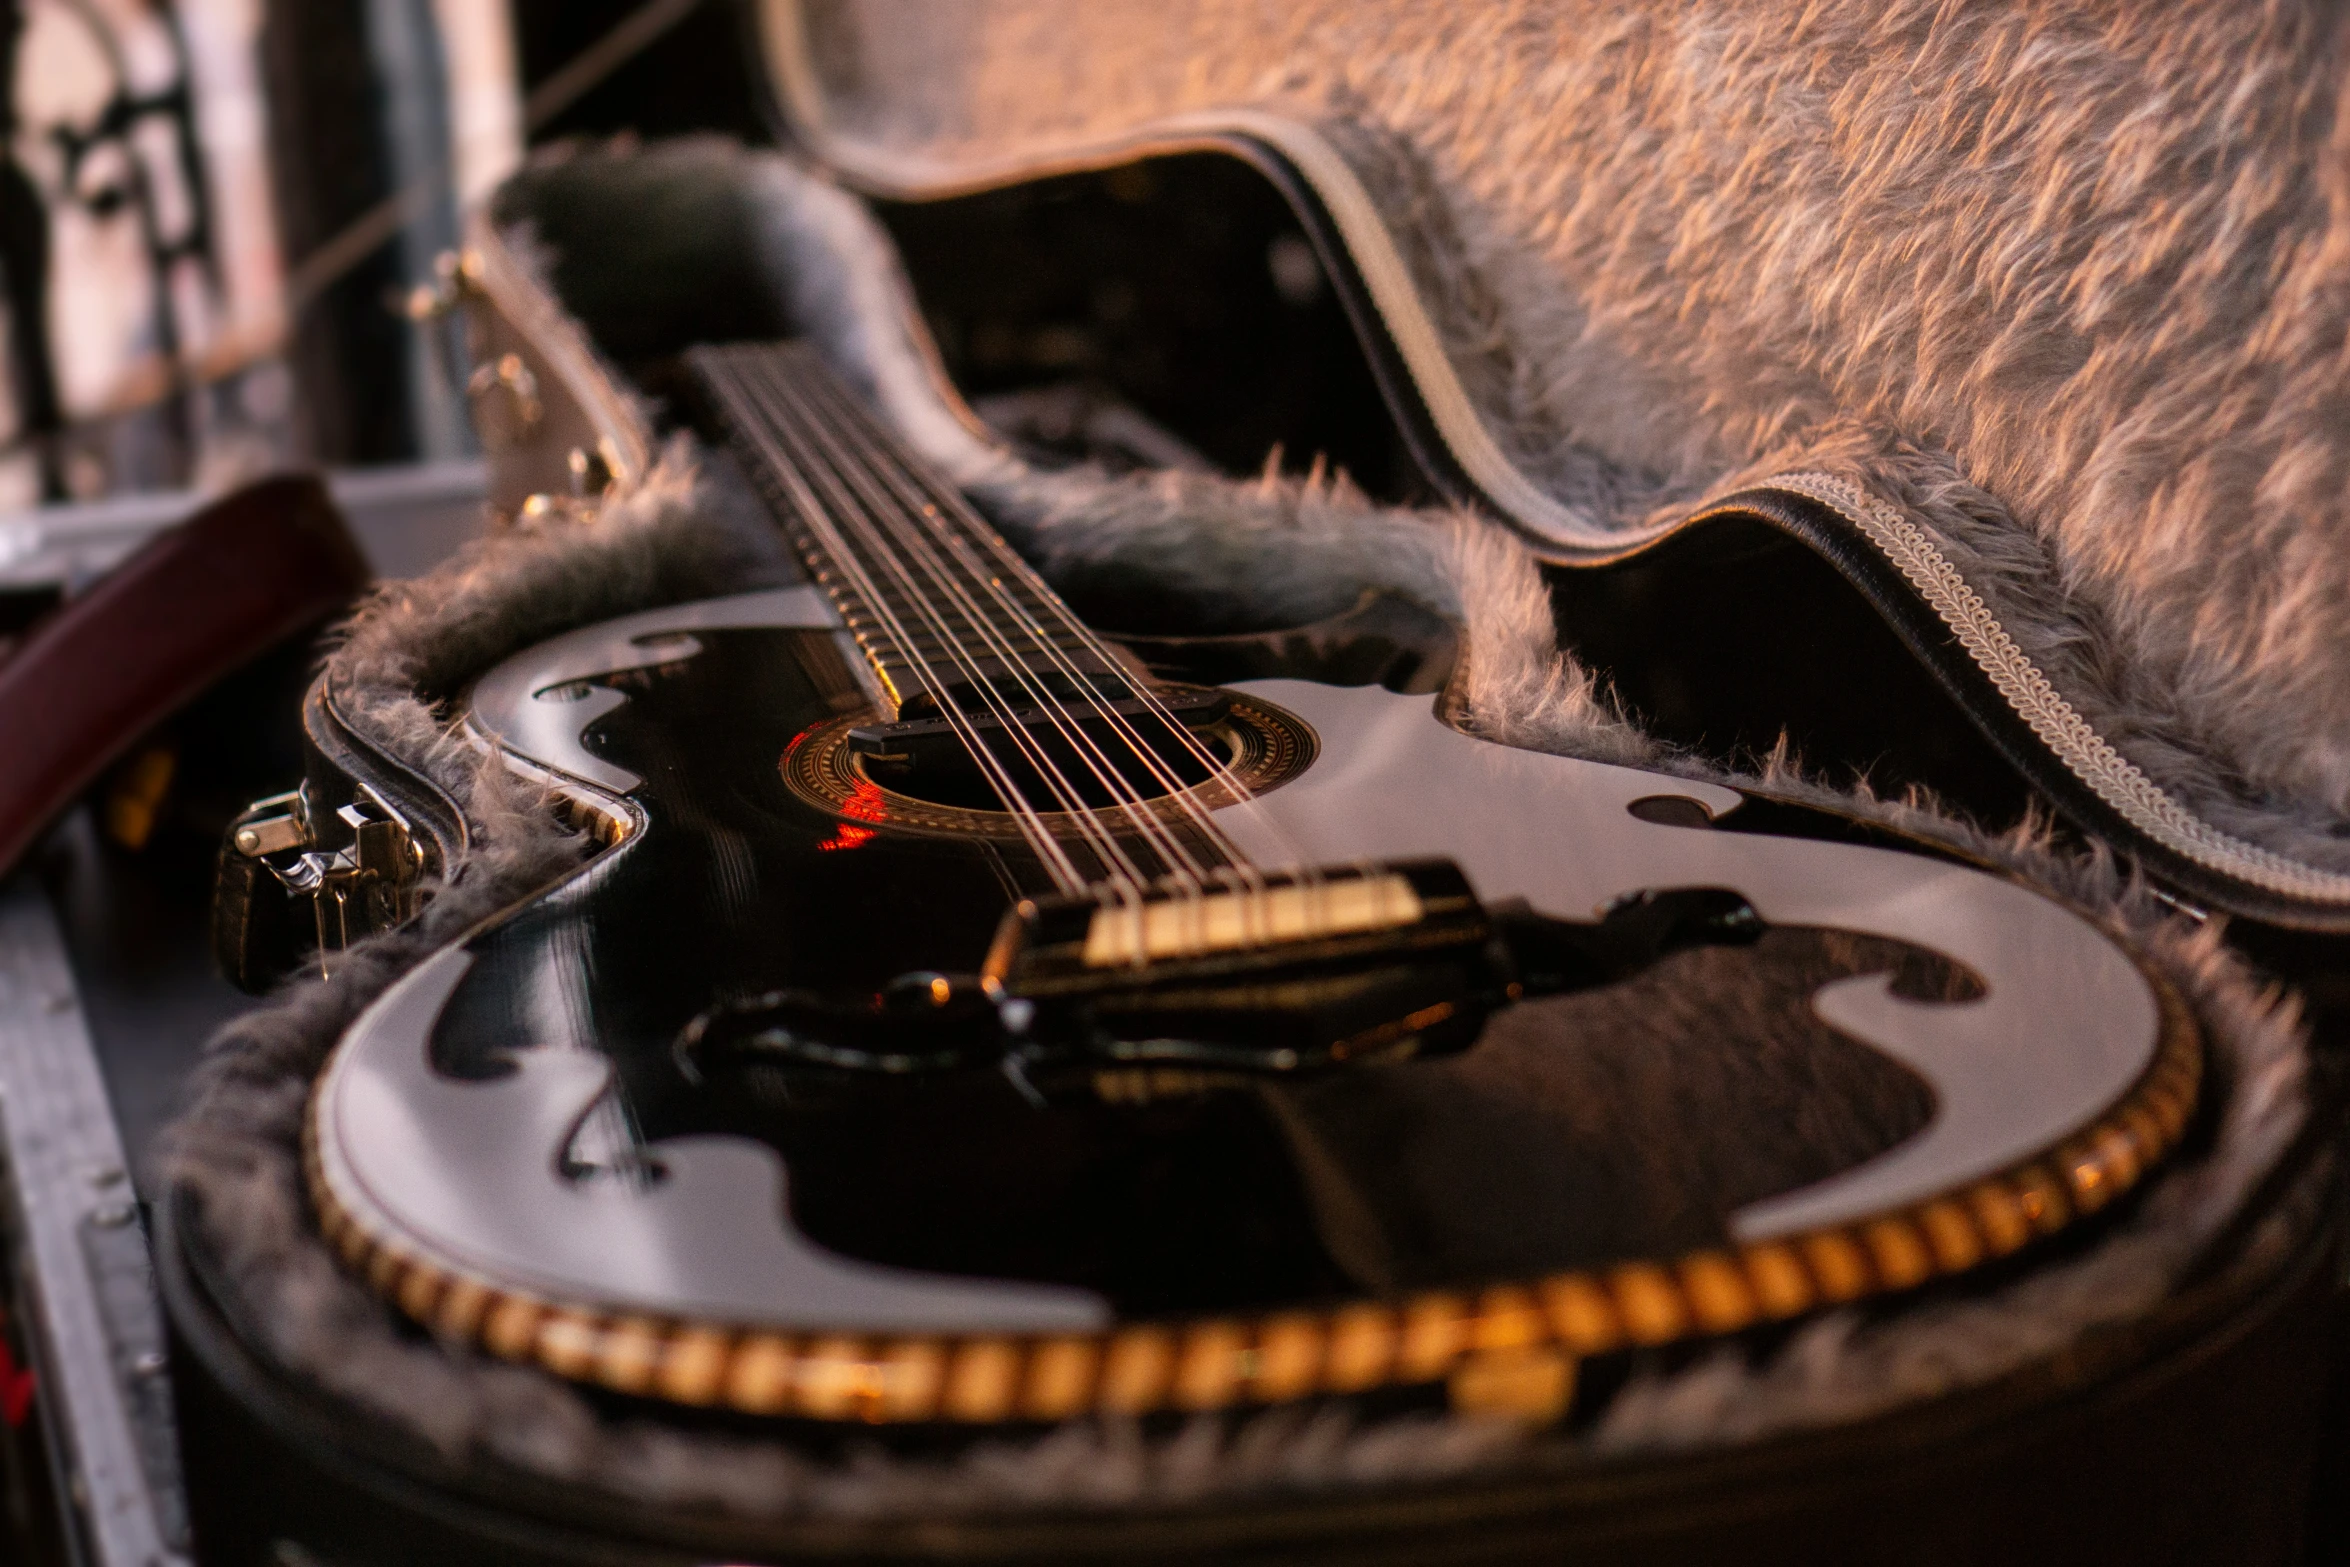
[213,782,423,988]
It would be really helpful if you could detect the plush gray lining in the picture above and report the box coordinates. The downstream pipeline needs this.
[156,142,2310,1523]
[790,0,2350,881]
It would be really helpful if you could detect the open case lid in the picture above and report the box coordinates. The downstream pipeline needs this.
[487,0,2350,933]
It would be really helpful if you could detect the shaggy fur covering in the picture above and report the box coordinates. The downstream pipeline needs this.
[788,0,2350,885]
[152,141,2316,1524]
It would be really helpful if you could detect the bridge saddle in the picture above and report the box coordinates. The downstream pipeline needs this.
[680,861,1764,1090]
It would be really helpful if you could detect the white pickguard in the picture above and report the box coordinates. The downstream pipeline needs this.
[314,597,2158,1331]
[1213,680,2154,1243]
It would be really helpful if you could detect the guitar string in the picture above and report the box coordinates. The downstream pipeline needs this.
[707,352,1089,891]
[780,364,1260,892]
[739,354,1176,898]
[746,357,1177,898]
[804,369,1326,895]
[752,351,1204,881]
[698,353,1092,896]
[785,349,1351,949]
[791,351,1339,930]
[762,376,1217,906]
[722,352,1141,894]
[730,352,1163,899]
[762,358,1241,903]
[775,354,1353,958]
[739,363,1146,902]
[723,344,1358,954]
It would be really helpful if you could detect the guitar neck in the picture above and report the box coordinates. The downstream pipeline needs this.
[686,342,1124,719]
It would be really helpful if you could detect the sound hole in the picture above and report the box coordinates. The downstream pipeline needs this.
[858,710,1237,814]
[780,690,1316,839]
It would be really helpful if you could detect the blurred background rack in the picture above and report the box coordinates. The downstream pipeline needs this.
[0,5,766,1561]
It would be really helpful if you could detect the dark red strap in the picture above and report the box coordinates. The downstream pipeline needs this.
[0,474,370,877]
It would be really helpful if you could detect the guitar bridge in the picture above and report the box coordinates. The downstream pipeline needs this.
[680,864,1765,1087]
[984,864,1763,1077]
[974,861,1499,1073]
[1076,872,1428,968]
[990,861,1484,989]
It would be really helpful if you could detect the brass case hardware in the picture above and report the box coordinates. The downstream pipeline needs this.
[214,781,425,988]
[467,351,544,448]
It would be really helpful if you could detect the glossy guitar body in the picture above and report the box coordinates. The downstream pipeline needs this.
[310,573,2194,1420]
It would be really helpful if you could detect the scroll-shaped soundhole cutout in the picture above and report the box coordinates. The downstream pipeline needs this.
[1627,793,1720,829]
[1258,927,1958,1293]
[696,926,1971,1309]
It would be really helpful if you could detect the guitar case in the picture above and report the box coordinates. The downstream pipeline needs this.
[157,4,2348,1562]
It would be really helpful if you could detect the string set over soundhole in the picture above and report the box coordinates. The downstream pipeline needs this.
[849,668,1235,813]
[689,340,1343,904]
[781,683,1316,840]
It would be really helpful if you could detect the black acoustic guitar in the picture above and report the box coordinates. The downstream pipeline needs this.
[299,340,2194,1426]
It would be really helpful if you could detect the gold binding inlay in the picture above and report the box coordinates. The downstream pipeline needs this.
[303,967,2203,1427]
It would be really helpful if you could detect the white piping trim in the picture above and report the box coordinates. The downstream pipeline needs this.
[756,0,1664,556]
[1771,472,2350,906]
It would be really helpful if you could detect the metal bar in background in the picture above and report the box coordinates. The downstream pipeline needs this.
[0,459,489,593]
[0,881,188,1567]
[365,0,469,463]
[53,0,695,459]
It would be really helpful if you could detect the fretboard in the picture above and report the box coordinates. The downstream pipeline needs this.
[686,342,1120,720]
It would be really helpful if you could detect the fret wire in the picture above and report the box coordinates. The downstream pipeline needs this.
[734,351,1158,895]
[697,351,1091,895]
